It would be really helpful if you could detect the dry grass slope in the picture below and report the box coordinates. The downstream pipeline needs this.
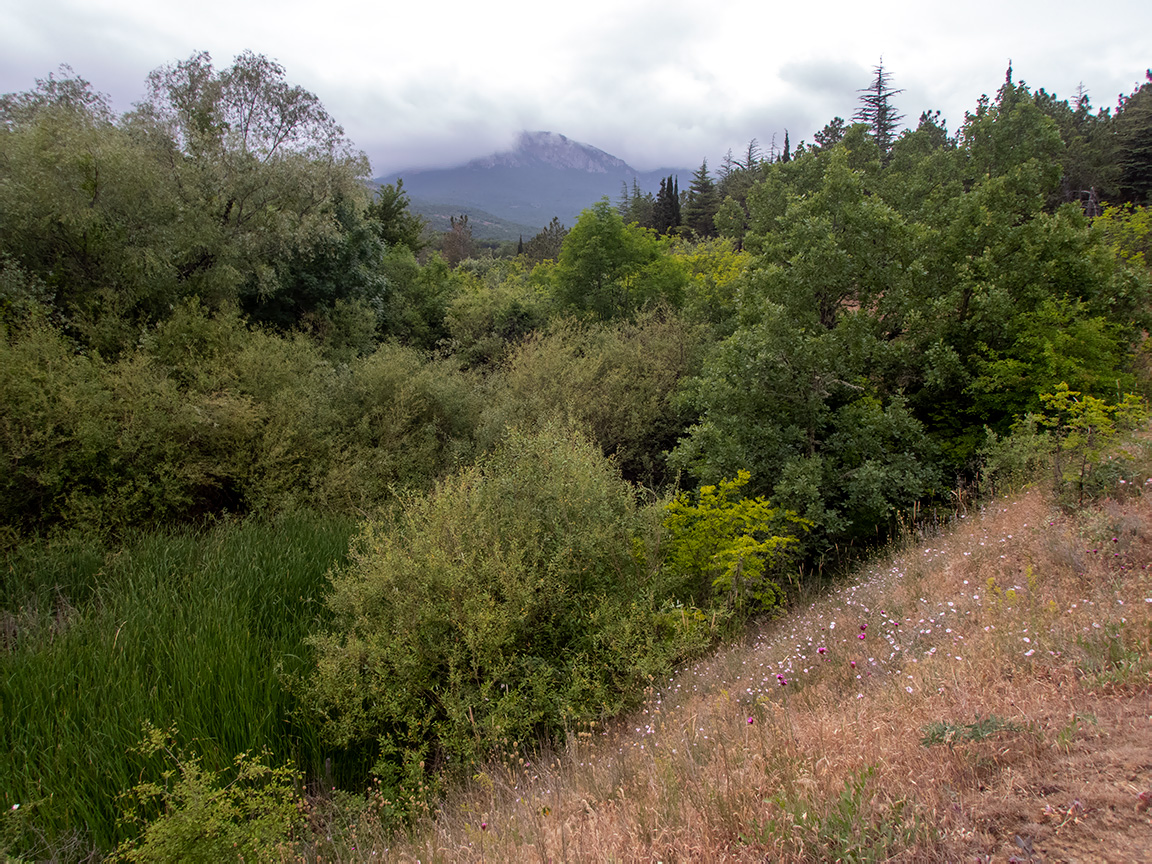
[312,480,1152,863]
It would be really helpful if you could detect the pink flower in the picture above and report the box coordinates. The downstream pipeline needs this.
[747,717,754,724]
[850,661,856,668]
[858,633,866,640]
[817,647,826,655]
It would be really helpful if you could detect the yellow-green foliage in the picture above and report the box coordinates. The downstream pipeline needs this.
[663,471,810,610]
[1039,383,1147,502]
[301,425,711,802]
[1093,203,1151,270]
[673,236,750,333]
[114,725,302,864]
[0,301,479,534]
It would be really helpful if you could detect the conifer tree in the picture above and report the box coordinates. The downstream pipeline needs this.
[684,159,719,238]
[1115,70,1152,203]
[654,174,682,234]
[740,139,762,170]
[855,60,904,155]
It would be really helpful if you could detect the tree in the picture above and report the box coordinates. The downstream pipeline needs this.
[714,197,747,248]
[684,160,719,238]
[812,117,848,149]
[137,50,351,163]
[618,178,656,228]
[365,179,426,253]
[1115,71,1152,203]
[523,217,568,263]
[127,51,371,329]
[554,200,684,319]
[441,214,475,266]
[0,68,197,350]
[654,175,681,234]
[739,138,762,170]
[855,60,904,155]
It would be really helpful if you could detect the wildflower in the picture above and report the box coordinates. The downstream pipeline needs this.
[481,822,488,831]
[860,623,867,631]
[858,633,866,640]
[817,647,826,655]
[747,717,754,725]
[850,661,856,668]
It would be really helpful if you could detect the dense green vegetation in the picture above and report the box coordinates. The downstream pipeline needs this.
[2,54,1150,860]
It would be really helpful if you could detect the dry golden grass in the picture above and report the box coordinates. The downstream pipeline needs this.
[310,481,1152,863]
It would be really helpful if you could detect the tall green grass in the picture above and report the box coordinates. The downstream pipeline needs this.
[0,512,358,858]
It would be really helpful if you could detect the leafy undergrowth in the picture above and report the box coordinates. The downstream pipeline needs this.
[316,482,1152,862]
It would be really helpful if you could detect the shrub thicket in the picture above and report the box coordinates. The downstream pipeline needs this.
[301,425,713,799]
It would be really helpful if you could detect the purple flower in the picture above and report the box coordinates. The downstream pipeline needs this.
[747,716,755,724]
[817,647,826,655]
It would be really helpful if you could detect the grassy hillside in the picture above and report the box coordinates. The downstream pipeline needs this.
[409,202,542,242]
[335,449,1152,861]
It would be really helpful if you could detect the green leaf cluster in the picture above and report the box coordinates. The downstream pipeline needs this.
[114,724,302,864]
[663,471,809,611]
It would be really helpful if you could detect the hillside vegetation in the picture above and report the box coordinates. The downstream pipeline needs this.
[1,53,1151,861]
[357,440,1152,862]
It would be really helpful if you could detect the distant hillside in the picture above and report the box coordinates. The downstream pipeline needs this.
[409,203,540,244]
[376,131,687,237]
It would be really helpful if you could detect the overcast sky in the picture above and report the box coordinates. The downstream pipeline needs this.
[2,0,1149,176]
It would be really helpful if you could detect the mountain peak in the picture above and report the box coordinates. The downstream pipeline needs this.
[466,131,632,173]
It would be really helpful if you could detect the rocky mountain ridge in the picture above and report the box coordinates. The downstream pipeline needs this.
[375,131,687,238]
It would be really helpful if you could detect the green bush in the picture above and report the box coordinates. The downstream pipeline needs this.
[301,424,710,799]
[663,471,809,612]
[114,725,303,864]
[479,311,704,486]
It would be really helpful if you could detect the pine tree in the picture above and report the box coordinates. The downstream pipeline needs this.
[813,117,847,149]
[684,159,719,238]
[855,60,904,155]
[740,138,762,170]
[782,130,791,163]
[523,217,568,263]
[1116,70,1152,204]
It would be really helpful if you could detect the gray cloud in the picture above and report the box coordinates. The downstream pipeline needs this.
[3,0,1150,177]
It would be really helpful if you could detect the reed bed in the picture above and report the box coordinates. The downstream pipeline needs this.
[1,512,358,856]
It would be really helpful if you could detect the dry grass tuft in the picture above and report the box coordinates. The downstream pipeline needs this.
[312,481,1152,862]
